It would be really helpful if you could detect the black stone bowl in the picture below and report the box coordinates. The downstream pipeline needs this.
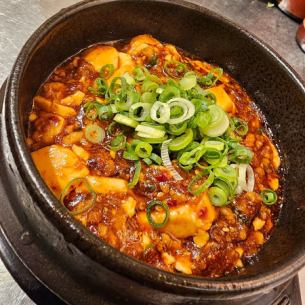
[1,1,305,304]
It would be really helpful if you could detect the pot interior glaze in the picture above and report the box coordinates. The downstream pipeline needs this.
[4,0,305,302]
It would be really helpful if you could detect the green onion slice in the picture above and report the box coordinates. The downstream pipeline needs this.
[100,64,115,79]
[260,189,278,205]
[188,169,214,196]
[135,124,166,138]
[208,186,228,206]
[109,134,126,151]
[85,124,105,144]
[200,105,229,137]
[230,117,249,136]
[60,178,96,215]
[166,122,188,136]
[168,128,193,151]
[150,153,162,165]
[167,98,196,124]
[146,200,170,229]
[129,102,152,121]
[161,139,183,181]
[150,101,171,124]
[179,71,197,90]
[159,85,180,102]
[128,160,141,188]
[135,142,153,158]
[114,113,139,128]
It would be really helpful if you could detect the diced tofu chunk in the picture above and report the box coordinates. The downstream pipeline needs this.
[62,131,84,145]
[253,217,266,231]
[84,46,119,72]
[174,257,192,274]
[122,197,137,217]
[141,232,151,250]
[34,96,76,117]
[72,144,89,161]
[31,145,89,197]
[162,252,176,265]
[206,85,235,113]
[60,90,85,106]
[193,231,209,248]
[86,176,128,194]
[32,113,65,145]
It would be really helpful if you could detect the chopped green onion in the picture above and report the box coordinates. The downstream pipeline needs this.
[141,80,159,93]
[95,78,108,96]
[146,200,170,229]
[84,102,101,120]
[198,68,223,87]
[230,117,249,136]
[107,122,120,136]
[128,160,141,188]
[108,77,127,101]
[115,90,140,111]
[167,98,195,125]
[143,158,153,165]
[260,189,278,205]
[208,186,228,206]
[109,134,126,151]
[123,72,135,85]
[179,71,197,90]
[135,142,153,158]
[150,101,171,124]
[159,86,180,102]
[98,104,113,120]
[60,178,96,215]
[230,144,253,164]
[85,124,105,144]
[150,153,162,165]
[100,64,114,79]
[188,170,214,196]
[200,105,229,137]
[168,128,193,151]
[133,66,146,81]
[135,124,166,138]
[123,150,139,161]
[129,102,152,121]
[136,136,168,144]
[141,91,157,104]
[164,60,187,78]
[166,122,187,135]
[114,113,138,128]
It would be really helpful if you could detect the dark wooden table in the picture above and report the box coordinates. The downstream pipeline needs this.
[0,1,304,304]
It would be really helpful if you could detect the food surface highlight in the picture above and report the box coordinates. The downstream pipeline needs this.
[27,35,281,277]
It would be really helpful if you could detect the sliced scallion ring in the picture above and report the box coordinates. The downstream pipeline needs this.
[260,189,278,205]
[167,97,195,124]
[168,129,193,151]
[114,113,139,128]
[179,71,197,90]
[188,170,214,196]
[135,124,166,138]
[146,200,170,229]
[208,186,228,206]
[85,124,105,144]
[135,142,153,158]
[60,178,96,215]
[201,105,229,137]
[150,101,171,124]
[129,102,152,121]
[109,134,126,151]
[161,140,183,181]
